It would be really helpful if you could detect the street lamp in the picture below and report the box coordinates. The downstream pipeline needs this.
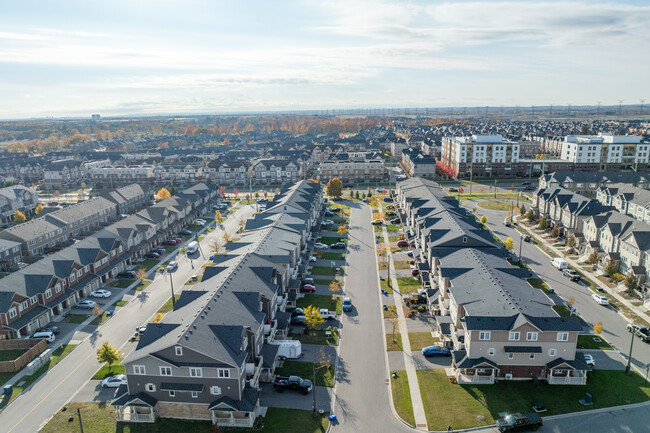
[518,234,525,266]
[63,407,84,433]
[625,330,635,375]
[169,271,176,310]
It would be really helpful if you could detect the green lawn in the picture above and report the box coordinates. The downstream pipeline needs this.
[329,203,350,209]
[317,236,348,245]
[185,274,203,285]
[134,279,152,291]
[386,224,400,232]
[578,334,613,350]
[527,278,552,294]
[391,371,415,426]
[134,259,161,272]
[293,329,339,346]
[312,278,340,286]
[418,369,650,431]
[113,300,128,307]
[388,235,400,242]
[386,333,403,351]
[111,279,135,289]
[318,252,346,261]
[90,311,113,326]
[0,349,28,362]
[553,305,572,317]
[296,294,341,313]
[92,359,126,379]
[393,260,411,269]
[373,225,383,232]
[157,295,181,314]
[275,361,334,387]
[395,277,421,294]
[477,200,513,211]
[64,313,90,324]
[383,305,397,319]
[40,403,329,433]
[408,332,440,350]
[380,278,393,294]
[310,266,341,276]
[0,344,77,408]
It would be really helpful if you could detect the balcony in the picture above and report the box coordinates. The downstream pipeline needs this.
[245,356,263,389]
[264,319,278,342]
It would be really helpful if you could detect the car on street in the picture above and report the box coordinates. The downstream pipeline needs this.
[504,219,511,227]
[448,187,458,192]
[496,412,543,432]
[521,234,531,242]
[330,242,346,249]
[371,219,384,225]
[302,277,314,285]
[117,270,136,279]
[583,354,595,366]
[309,256,317,262]
[145,252,160,259]
[421,345,451,357]
[562,269,581,281]
[313,242,328,249]
[376,187,384,192]
[300,284,316,293]
[101,374,128,388]
[90,289,112,298]
[342,297,352,312]
[592,293,609,305]
[179,229,193,236]
[166,261,178,272]
[522,181,532,186]
[627,323,644,333]
[397,240,409,247]
[523,185,536,191]
[76,300,97,309]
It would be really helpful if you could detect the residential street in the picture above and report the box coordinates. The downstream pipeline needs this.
[1,205,254,433]
[477,203,650,376]
[330,201,411,433]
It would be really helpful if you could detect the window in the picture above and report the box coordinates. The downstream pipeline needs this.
[488,348,495,356]
[146,383,156,392]
[8,308,16,319]
[190,367,202,377]
[168,391,175,397]
[191,391,199,398]
[508,332,520,341]
[30,296,37,305]
[526,332,538,341]
[557,332,569,342]
[211,386,221,395]
[462,236,467,243]
[21,301,29,310]
[217,369,230,378]
[175,346,183,356]
[549,348,556,356]
[160,367,172,376]
[70,274,75,282]
[479,331,491,341]
[133,365,146,375]
[45,289,52,298]
[508,353,514,359]
[529,353,535,360]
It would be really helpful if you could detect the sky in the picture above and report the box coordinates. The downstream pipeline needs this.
[0,0,648,118]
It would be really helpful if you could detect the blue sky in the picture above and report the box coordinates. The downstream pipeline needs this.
[0,0,648,118]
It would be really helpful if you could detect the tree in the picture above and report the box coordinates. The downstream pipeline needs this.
[568,296,575,308]
[480,215,487,224]
[587,252,599,266]
[504,237,514,251]
[551,227,560,238]
[35,203,43,215]
[214,210,222,222]
[153,313,164,323]
[604,259,618,277]
[354,190,360,200]
[538,216,549,231]
[326,177,343,198]
[96,341,121,375]
[13,210,26,224]
[211,240,225,255]
[388,317,400,343]
[519,204,526,217]
[566,236,576,249]
[337,225,349,235]
[526,209,536,222]
[155,188,171,201]
[136,268,148,281]
[303,306,324,335]
[625,274,638,292]
[593,321,603,334]
[222,232,233,245]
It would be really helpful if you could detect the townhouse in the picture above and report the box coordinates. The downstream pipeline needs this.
[154,163,204,186]
[44,160,86,189]
[539,171,650,193]
[319,152,385,183]
[92,164,156,187]
[252,159,302,185]
[396,177,587,385]
[0,185,39,224]
[0,239,22,272]
[203,160,250,186]
[596,183,650,224]
[401,148,437,179]
[112,180,323,427]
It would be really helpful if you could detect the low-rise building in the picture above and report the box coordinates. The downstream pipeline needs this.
[319,152,385,183]
[596,183,650,224]
[0,185,39,224]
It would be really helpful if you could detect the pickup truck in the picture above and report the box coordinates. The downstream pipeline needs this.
[496,412,543,432]
[273,375,313,394]
[635,327,650,342]
[319,308,336,320]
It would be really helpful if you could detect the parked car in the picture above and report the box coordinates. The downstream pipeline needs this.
[166,261,178,272]
[313,242,328,249]
[627,323,644,333]
[386,205,395,210]
[583,354,595,367]
[562,269,581,281]
[385,211,397,218]
[342,297,352,312]
[28,330,55,343]
[383,197,393,203]
[411,268,420,276]
[635,327,650,342]
[153,247,167,255]
[38,325,60,335]
[290,308,305,316]
[309,256,317,262]
[323,210,334,217]
[421,345,451,357]
[592,293,609,305]
[117,270,136,279]
[406,250,414,257]
[145,252,160,259]
[90,289,112,298]
[448,187,458,192]
[273,375,312,394]
[496,412,543,432]
[504,219,511,227]
[162,239,177,246]
[101,374,127,388]
[390,218,401,224]
[179,229,193,236]
[331,208,342,213]
[290,315,307,325]
[76,300,97,309]
[524,185,536,191]
[371,219,384,225]
[173,237,182,243]
[300,284,316,293]
[330,242,346,249]
[48,201,58,206]
[194,219,206,226]
[397,240,409,247]
[322,219,334,225]
[319,308,337,320]
[521,234,531,242]
[302,277,314,285]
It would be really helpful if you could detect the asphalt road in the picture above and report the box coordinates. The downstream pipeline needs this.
[1,205,254,433]
[331,201,410,433]
[477,203,650,375]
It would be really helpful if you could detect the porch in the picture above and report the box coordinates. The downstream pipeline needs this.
[115,406,156,423]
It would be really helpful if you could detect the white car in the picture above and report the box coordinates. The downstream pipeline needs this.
[76,300,97,309]
[583,354,595,366]
[309,256,317,262]
[90,289,112,298]
[313,242,328,249]
[592,293,609,305]
[101,374,127,388]
[322,219,334,225]
[195,219,206,226]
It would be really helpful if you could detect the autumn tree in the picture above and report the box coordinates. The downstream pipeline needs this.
[303,306,324,336]
[35,203,43,215]
[211,240,225,255]
[214,210,222,222]
[153,313,164,323]
[480,215,487,224]
[588,252,599,266]
[604,259,618,277]
[97,341,121,375]
[625,274,638,292]
[566,236,576,250]
[388,316,400,343]
[567,296,575,308]
[551,227,560,238]
[337,225,349,235]
[593,321,603,334]
[155,188,171,201]
[136,268,148,281]
[326,177,343,198]
[222,232,233,245]
[504,237,514,251]
[538,216,549,231]
[13,210,26,224]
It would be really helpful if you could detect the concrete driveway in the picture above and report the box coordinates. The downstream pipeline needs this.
[71,380,117,403]
[260,383,331,411]
[578,349,626,370]
[301,344,337,363]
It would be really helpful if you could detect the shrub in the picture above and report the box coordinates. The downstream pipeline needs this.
[417,305,427,313]
[613,273,626,282]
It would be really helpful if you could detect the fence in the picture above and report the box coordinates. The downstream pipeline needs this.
[0,339,47,373]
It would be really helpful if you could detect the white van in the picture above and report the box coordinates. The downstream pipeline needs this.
[270,340,302,360]
[551,257,568,270]
[186,241,199,255]
[29,330,55,343]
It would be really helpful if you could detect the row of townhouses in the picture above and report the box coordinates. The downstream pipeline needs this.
[0,184,40,224]
[539,171,650,193]
[44,159,112,189]
[111,180,324,427]
[396,177,588,385]
[0,183,218,340]
[318,151,385,183]
[401,148,437,179]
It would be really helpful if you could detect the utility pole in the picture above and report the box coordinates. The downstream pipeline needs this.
[549,104,553,117]
[641,99,646,116]
[618,100,624,117]
[169,270,176,309]
[597,101,601,116]
[625,330,635,375]
[567,103,571,116]
[518,234,524,265]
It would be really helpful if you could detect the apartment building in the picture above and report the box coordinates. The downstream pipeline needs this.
[112,180,322,427]
[0,185,39,224]
[396,177,587,385]
[560,133,650,171]
[596,183,650,224]
[440,135,521,178]
[319,152,385,183]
